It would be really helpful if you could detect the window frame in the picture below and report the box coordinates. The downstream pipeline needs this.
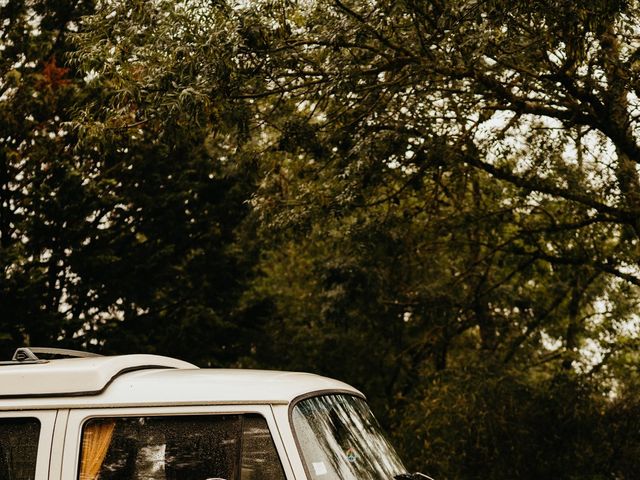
[0,409,57,480]
[62,404,295,480]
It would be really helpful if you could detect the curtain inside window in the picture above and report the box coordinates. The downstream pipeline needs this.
[79,419,115,480]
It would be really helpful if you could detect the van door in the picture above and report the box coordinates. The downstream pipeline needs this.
[0,410,56,480]
[62,405,296,480]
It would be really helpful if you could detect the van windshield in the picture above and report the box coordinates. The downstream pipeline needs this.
[292,394,406,480]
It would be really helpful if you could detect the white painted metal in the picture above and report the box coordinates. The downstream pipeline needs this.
[0,367,360,411]
[0,354,196,398]
[273,403,310,479]
[48,409,68,480]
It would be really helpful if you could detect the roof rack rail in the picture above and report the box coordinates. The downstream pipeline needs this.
[9,347,101,364]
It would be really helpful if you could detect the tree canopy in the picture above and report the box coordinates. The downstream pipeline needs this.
[3,0,640,478]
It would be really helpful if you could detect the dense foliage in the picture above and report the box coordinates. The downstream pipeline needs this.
[3,0,640,478]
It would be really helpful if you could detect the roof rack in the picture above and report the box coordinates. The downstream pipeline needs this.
[1,347,102,365]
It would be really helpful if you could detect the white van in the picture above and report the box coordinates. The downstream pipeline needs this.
[0,347,430,480]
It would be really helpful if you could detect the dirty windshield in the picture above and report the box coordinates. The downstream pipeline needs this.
[292,394,406,480]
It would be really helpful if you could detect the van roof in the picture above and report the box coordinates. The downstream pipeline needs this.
[0,354,196,398]
[0,353,360,410]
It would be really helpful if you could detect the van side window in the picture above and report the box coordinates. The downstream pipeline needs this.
[79,414,286,480]
[0,418,41,480]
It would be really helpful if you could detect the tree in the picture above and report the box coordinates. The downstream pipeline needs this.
[33,0,640,476]
[227,0,640,370]
[0,0,262,366]
[230,2,640,473]
[1,0,98,350]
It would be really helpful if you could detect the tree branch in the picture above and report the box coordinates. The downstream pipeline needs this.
[463,151,636,222]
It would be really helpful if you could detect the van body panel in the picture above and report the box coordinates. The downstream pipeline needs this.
[272,404,310,479]
[48,409,68,480]
[0,355,196,398]
[0,368,361,411]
